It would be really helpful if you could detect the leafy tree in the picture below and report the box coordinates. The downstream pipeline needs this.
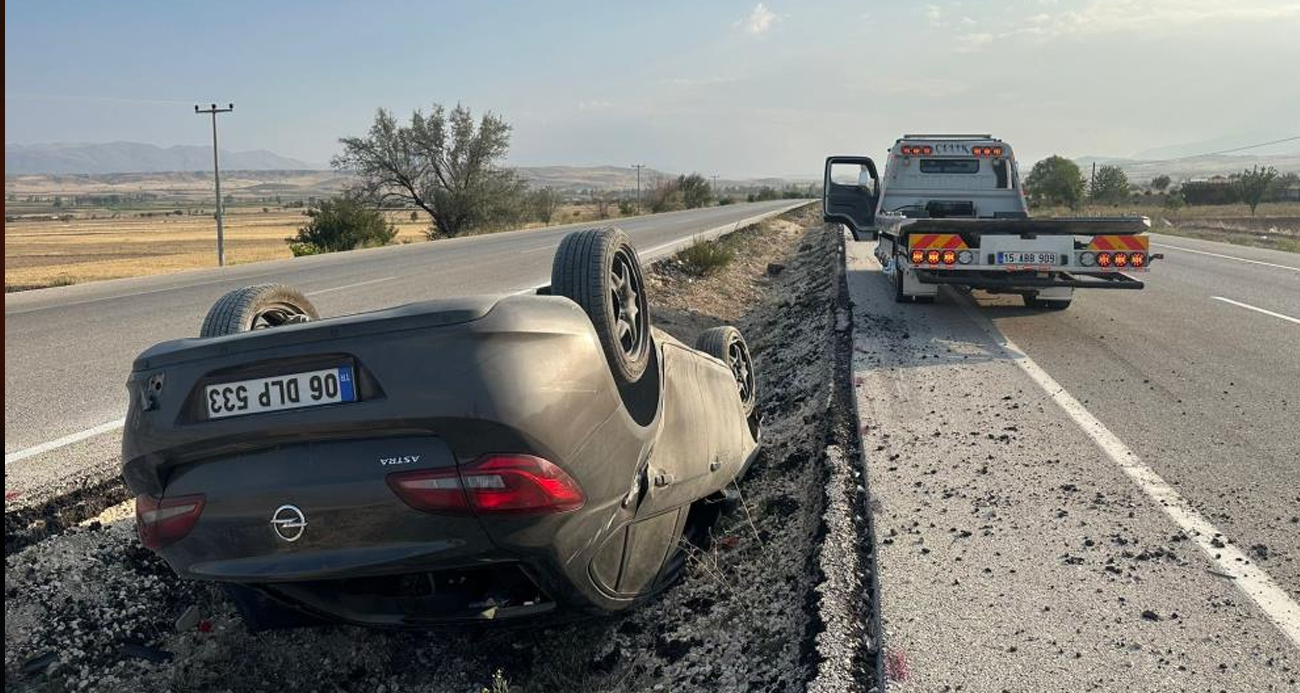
[647,178,684,213]
[1268,172,1300,202]
[1024,156,1085,209]
[286,195,397,256]
[528,187,562,224]
[751,186,780,202]
[1089,165,1129,204]
[334,103,525,238]
[678,173,713,209]
[1236,165,1278,215]
[1150,174,1171,192]
[591,190,613,219]
[617,199,635,216]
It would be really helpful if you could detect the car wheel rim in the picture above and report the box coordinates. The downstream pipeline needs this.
[727,338,755,404]
[250,303,312,330]
[610,249,645,358]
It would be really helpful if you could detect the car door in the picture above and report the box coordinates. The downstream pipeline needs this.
[823,156,878,240]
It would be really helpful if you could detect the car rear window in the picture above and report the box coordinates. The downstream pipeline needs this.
[919,159,979,174]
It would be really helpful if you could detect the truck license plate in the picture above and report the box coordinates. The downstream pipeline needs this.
[997,251,1057,265]
[205,367,356,419]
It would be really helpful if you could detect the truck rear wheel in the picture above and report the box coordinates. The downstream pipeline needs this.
[892,262,909,303]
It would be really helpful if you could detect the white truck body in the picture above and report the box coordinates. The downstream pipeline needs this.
[824,135,1156,309]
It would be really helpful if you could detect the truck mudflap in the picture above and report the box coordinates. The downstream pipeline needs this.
[913,269,1145,290]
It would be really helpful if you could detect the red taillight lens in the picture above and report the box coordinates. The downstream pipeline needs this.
[910,249,924,264]
[941,249,957,265]
[136,493,206,549]
[1130,252,1146,267]
[1097,252,1113,267]
[926,249,941,264]
[388,455,585,516]
[1114,252,1130,267]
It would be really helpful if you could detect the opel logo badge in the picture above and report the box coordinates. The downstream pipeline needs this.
[270,504,307,542]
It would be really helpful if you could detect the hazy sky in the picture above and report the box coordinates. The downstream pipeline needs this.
[5,0,1299,176]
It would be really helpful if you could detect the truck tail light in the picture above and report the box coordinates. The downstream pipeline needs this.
[941,250,957,265]
[926,250,941,264]
[900,145,932,156]
[1096,252,1113,268]
[973,146,1005,157]
[1130,252,1146,267]
[1079,251,1097,267]
[957,250,974,265]
[911,249,925,264]
[1114,252,1130,267]
[136,493,206,549]
[389,455,585,515]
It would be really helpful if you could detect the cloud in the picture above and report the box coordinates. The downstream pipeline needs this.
[577,100,613,111]
[924,4,942,24]
[740,3,779,35]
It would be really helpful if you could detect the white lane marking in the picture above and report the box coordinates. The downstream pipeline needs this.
[304,276,396,296]
[519,246,552,255]
[957,297,1300,648]
[5,418,126,465]
[1154,243,1300,273]
[1212,296,1300,326]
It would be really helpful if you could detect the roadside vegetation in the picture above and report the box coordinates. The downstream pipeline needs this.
[677,236,736,276]
[1025,154,1299,253]
[285,195,397,256]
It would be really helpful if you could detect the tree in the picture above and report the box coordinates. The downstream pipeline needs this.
[1023,156,1085,209]
[647,178,684,213]
[1089,165,1129,204]
[1236,165,1278,215]
[286,195,397,256]
[591,190,613,219]
[1150,174,1171,192]
[678,173,713,209]
[334,104,525,238]
[528,187,561,224]
[1268,172,1299,202]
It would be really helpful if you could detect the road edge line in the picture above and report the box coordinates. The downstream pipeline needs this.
[1154,243,1300,272]
[5,418,125,466]
[1211,296,1300,325]
[956,297,1300,649]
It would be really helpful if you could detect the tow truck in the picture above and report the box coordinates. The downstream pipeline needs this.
[824,134,1158,309]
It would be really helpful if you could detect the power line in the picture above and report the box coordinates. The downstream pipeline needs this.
[1123,135,1300,167]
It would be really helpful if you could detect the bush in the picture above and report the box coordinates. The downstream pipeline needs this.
[718,196,736,206]
[618,199,636,216]
[678,238,734,276]
[286,196,398,256]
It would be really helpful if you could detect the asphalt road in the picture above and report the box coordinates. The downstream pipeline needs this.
[847,233,1299,689]
[3,200,805,507]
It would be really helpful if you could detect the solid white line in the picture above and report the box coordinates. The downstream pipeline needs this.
[1154,243,1300,273]
[1212,296,1300,326]
[5,418,126,465]
[958,298,1300,649]
[304,276,396,296]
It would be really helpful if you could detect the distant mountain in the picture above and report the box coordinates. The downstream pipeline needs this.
[4,142,323,174]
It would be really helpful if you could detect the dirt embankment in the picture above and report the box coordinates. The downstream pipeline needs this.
[5,206,878,693]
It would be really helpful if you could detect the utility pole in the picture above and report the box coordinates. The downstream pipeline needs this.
[1090,161,1096,201]
[195,103,234,267]
[631,164,646,214]
[711,175,720,201]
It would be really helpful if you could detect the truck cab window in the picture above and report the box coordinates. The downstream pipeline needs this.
[918,159,979,174]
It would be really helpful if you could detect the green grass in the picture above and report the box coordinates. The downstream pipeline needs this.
[678,236,736,275]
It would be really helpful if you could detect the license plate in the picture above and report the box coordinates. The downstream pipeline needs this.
[997,251,1057,265]
[205,366,356,419]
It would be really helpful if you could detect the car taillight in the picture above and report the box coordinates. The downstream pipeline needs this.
[926,249,941,264]
[1114,252,1130,267]
[910,249,925,264]
[1097,252,1113,268]
[941,249,957,265]
[136,493,205,549]
[388,455,585,515]
[1131,252,1146,267]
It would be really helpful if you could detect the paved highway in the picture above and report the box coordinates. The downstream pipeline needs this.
[3,200,805,507]
[847,233,1299,689]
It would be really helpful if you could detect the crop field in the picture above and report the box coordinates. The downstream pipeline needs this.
[4,204,621,292]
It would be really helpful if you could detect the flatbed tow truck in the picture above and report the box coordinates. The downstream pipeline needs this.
[824,134,1159,309]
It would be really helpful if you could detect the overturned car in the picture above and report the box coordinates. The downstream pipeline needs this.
[121,228,760,628]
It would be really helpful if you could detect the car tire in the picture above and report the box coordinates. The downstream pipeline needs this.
[696,326,757,417]
[552,228,652,385]
[200,284,318,338]
[1023,294,1071,310]
[914,295,935,304]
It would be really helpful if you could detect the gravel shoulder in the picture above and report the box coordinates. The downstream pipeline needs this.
[845,236,1298,691]
[5,207,878,693]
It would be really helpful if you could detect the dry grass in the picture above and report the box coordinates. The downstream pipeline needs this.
[5,203,640,291]
[1035,201,1300,254]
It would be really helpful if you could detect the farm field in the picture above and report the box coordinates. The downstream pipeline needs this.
[4,204,625,291]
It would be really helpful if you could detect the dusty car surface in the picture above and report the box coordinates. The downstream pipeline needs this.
[120,228,760,629]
